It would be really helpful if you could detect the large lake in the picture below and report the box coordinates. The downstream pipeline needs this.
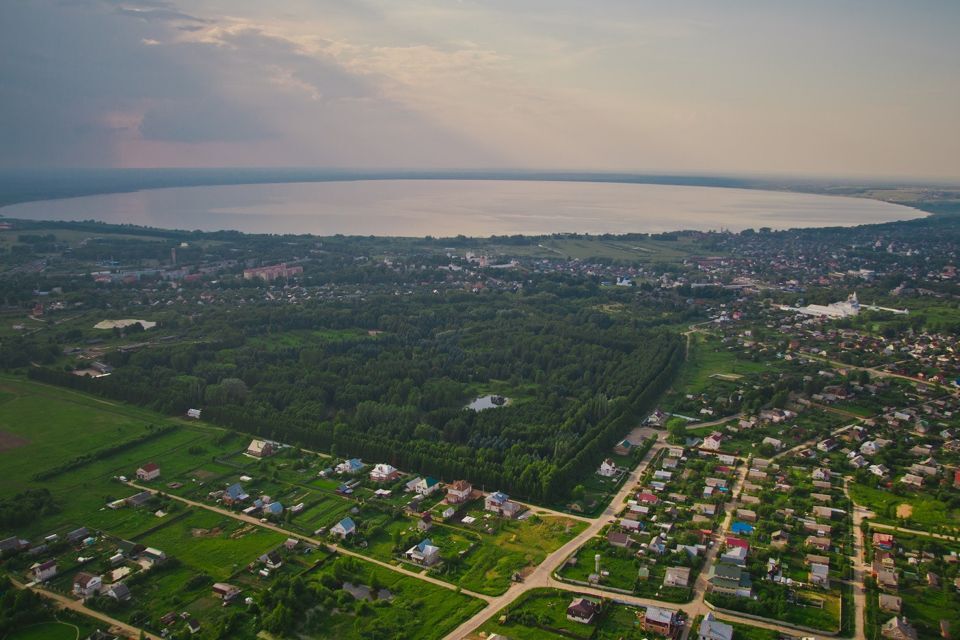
[0,179,923,236]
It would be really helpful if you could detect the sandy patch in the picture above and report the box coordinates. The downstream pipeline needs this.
[896,503,913,518]
[94,319,156,330]
[191,527,222,537]
[0,431,30,452]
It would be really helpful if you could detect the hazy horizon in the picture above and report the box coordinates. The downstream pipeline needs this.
[2,1,959,181]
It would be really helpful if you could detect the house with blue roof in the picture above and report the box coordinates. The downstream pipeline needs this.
[336,458,365,475]
[265,502,283,516]
[405,538,440,566]
[484,491,522,518]
[731,522,754,535]
[223,483,249,505]
[332,517,356,539]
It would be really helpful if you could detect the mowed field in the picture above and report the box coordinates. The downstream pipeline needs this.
[0,377,165,480]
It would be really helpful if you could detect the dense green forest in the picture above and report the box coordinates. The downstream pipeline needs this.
[26,290,683,502]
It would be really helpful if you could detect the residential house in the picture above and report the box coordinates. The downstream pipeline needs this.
[621,518,642,532]
[370,463,400,483]
[708,563,753,598]
[900,474,924,488]
[446,480,473,504]
[246,439,274,458]
[72,572,101,597]
[879,594,902,613]
[31,560,57,582]
[643,606,680,636]
[212,583,240,601]
[415,477,441,496]
[485,491,522,518]
[566,598,600,624]
[806,536,832,552]
[598,459,617,477]
[107,583,131,601]
[261,551,283,570]
[812,468,831,481]
[663,566,691,588]
[142,548,166,567]
[881,617,918,640]
[721,545,748,567]
[336,458,365,474]
[136,463,160,481]
[762,437,783,450]
[877,569,899,591]
[698,613,734,640]
[125,491,154,508]
[701,433,723,451]
[331,517,357,539]
[809,562,830,588]
[607,531,633,548]
[813,506,843,520]
[869,464,890,478]
[405,539,440,567]
[874,533,895,550]
[770,530,790,548]
[67,528,90,544]
[418,514,433,532]
[223,483,249,505]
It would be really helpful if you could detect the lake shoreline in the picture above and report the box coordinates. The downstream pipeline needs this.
[0,178,927,238]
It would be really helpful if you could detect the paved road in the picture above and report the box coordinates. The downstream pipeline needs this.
[844,478,868,640]
[126,481,494,602]
[445,438,669,640]
[10,577,159,640]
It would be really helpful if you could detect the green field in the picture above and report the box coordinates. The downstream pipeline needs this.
[849,482,960,531]
[480,588,664,640]
[136,509,285,580]
[0,376,489,640]
[5,622,78,640]
[669,333,767,397]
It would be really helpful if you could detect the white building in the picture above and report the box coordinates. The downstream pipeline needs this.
[597,458,617,477]
[791,293,861,319]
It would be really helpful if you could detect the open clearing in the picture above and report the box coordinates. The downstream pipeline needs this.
[0,430,30,452]
[5,622,79,640]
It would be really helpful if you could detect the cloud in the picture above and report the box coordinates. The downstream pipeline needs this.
[1,0,957,177]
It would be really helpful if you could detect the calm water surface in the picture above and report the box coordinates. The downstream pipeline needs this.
[0,180,923,235]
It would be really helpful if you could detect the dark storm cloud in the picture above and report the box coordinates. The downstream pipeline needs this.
[0,0,500,167]
[0,1,273,164]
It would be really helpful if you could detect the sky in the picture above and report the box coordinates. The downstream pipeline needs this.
[1,0,958,179]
